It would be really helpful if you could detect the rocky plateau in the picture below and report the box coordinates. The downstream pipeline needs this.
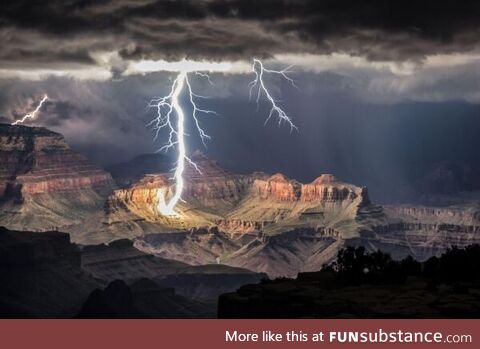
[1,124,479,279]
[0,124,115,230]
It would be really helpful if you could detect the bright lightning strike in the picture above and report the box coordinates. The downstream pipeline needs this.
[11,94,49,126]
[149,59,297,216]
[148,72,216,216]
[249,59,298,131]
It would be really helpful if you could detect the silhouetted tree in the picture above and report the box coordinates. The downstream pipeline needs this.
[324,244,480,286]
[400,255,422,276]
[329,246,405,285]
[438,244,480,282]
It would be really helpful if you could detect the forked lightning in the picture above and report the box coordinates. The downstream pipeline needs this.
[11,95,49,125]
[149,59,297,216]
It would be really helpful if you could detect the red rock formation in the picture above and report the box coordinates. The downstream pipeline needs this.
[250,172,366,204]
[214,218,273,234]
[301,174,359,202]
[107,151,371,233]
[181,151,250,203]
[112,174,168,209]
[0,124,115,201]
[252,173,301,201]
[102,150,375,258]
[107,152,253,222]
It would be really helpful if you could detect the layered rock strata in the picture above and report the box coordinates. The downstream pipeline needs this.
[0,124,115,230]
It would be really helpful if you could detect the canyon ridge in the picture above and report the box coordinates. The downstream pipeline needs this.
[1,123,479,278]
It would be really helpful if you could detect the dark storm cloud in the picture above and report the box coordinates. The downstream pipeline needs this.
[1,0,479,205]
[0,75,159,164]
[1,0,480,69]
[0,71,223,163]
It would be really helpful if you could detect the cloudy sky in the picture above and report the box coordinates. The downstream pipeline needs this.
[1,0,479,202]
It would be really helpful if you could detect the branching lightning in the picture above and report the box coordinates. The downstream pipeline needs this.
[148,72,216,216]
[149,59,297,216]
[11,94,49,125]
[249,59,298,131]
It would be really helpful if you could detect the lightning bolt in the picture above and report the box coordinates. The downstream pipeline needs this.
[11,94,49,125]
[149,59,297,216]
[249,59,298,131]
[148,72,216,216]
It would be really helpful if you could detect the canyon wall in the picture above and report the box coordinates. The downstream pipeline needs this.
[0,124,115,230]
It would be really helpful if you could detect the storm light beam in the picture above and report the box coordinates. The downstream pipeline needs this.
[148,59,297,216]
[11,94,49,125]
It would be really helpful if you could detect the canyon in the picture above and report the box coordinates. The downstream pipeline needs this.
[99,150,384,277]
[1,124,479,279]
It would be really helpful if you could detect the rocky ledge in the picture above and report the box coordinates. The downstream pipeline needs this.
[0,124,115,230]
[106,151,372,236]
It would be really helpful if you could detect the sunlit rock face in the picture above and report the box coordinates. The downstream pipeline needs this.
[111,174,169,221]
[103,151,379,278]
[0,124,115,230]
[250,173,365,204]
[106,150,372,236]
[251,173,301,202]
[301,174,366,203]
[107,150,480,278]
[3,126,477,278]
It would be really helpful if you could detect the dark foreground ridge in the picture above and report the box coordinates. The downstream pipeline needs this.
[218,245,480,318]
[0,226,264,318]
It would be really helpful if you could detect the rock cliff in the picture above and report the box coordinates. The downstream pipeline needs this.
[105,152,377,277]
[106,151,480,277]
[0,124,115,230]
[106,153,372,236]
[357,202,480,261]
[3,125,477,279]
